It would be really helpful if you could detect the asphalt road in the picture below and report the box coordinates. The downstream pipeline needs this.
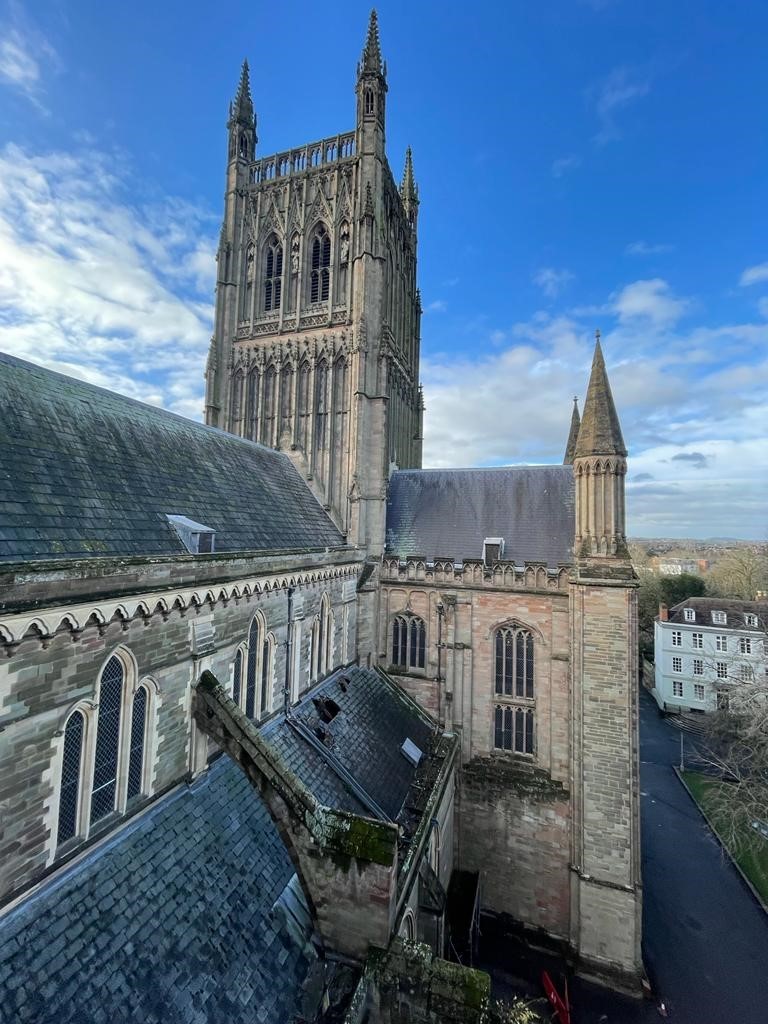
[640,688,768,1023]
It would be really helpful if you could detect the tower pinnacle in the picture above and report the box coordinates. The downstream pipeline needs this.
[360,9,384,75]
[574,334,626,459]
[400,147,419,205]
[563,395,581,465]
[229,59,254,127]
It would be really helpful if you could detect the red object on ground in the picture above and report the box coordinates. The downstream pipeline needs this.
[541,970,571,1024]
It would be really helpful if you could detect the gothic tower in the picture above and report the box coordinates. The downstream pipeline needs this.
[204,11,423,555]
[569,334,642,987]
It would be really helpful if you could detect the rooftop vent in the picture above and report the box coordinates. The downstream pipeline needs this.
[401,737,423,766]
[483,537,504,566]
[166,514,216,554]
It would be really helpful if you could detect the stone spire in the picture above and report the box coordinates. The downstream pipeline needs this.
[400,147,418,204]
[574,332,626,459]
[360,9,384,75]
[229,59,254,128]
[563,396,581,465]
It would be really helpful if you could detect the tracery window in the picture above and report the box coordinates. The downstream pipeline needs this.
[264,236,283,311]
[492,626,535,756]
[244,615,271,719]
[55,649,154,853]
[310,224,331,303]
[391,614,426,670]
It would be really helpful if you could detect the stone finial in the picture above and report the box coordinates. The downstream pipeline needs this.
[573,334,627,459]
[399,146,419,207]
[360,10,384,74]
[230,58,254,126]
[563,395,581,465]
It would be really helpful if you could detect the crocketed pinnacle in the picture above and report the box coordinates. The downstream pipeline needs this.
[360,10,383,74]
[231,59,253,124]
[563,396,580,465]
[574,332,627,458]
[399,147,419,206]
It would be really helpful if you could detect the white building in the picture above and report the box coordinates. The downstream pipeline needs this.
[653,597,767,713]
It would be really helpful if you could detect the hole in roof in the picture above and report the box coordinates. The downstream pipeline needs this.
[338,675,351,692]
[313,697,341,723]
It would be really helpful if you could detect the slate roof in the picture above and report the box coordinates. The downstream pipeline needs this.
[573,340,627,458]
[665,596,768,632]
[262,666,436,822]
[0,757,321,1024]
[386,466,575,565]
[0,352,344,562]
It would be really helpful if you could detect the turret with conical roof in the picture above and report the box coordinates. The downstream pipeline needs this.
[563,396,580,465]
[573,332,628,557]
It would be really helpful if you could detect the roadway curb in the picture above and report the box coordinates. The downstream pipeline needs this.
[674,767,768,918]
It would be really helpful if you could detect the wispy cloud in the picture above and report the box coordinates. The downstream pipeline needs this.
[670,451,708,469]
[552,155,581,178]
[591,66,651,144]
[613,278,689,327]
[0,144,217,420]
[533,267,574,298]
[739,262,768,287]
[0,13,59,108]
[424,299,447,314]
[625,240,674,256]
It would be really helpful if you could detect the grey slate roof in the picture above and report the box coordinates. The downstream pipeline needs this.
[263,666,436,822]
[0,757,321,1024]
[386,466,575,565]
[0,352,344,562]
[666,596,768,631]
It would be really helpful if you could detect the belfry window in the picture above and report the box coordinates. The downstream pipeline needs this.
[310,225,331,303]
[492,626,535,756]
[391,614,426,670]
[264,236,283,311]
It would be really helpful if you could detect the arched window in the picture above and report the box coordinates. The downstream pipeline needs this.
[391,614,426,669]
[232,648,243,707]
[246,617,260,718]
[127,686,148,801]
[364,89,374,116]
[399,909,415,941]
[311,595,334,681]
[263,236,283,311]
[57,711,85,845]
[90,654,125,824]
[261,635,274,715]
[310,225,331,303]
[492,626,535,756]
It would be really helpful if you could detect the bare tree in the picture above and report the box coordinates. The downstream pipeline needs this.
[706,544,768,601]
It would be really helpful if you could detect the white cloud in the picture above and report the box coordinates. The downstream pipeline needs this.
[591,66,651,144]
[739,262,768,287]
[0,15,59,107]
[0,144,216,418]
[533,267,574,298]
[613,278,688,327]
[625,240,673,256]
[552,155,581,178]
[424,299,447,314]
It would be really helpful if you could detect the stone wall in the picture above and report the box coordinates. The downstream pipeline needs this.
[0,554,361,906]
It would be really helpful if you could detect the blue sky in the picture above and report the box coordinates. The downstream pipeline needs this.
[0,0,766,539]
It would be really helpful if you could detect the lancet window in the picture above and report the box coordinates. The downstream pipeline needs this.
[492,626,535,756]
[263,236,283,311]
[310,224,331,303]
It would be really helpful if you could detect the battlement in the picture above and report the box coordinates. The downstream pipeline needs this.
[380,555,571,592]
[248,132,357,185]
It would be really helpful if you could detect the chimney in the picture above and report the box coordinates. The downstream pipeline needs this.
[659,603,668,622]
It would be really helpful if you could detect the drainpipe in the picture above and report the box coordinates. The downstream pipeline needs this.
[284,586,294,716]
[436,599,445,726]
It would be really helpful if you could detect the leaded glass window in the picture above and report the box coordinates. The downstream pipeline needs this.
[492,627,535,756]
[246,619,259,718]
[127,687,147,800]
[260,639,270,715]
[264,237,283,311]
[391,615,426,669]
[90,656,124,824]
[310,225,331,303]
[233,648,243,707]
[57,711,84,845]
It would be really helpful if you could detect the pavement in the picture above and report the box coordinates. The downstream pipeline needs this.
[640,687,768,1023]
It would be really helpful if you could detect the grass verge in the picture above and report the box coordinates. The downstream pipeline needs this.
[681,770,768,907]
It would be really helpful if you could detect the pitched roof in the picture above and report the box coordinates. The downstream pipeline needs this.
[666,596,768,631]
[0,757,322,1024]
[0,352,344,562]
[573,339,627,458]
[386,466,575,565]
[262,665,436,823]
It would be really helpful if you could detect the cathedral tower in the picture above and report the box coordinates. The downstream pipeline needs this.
[569,335,642,988]
[204,11,422,554]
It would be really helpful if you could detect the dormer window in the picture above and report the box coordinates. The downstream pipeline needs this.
[745,613,758,627]
[483,537,504,566]
[711,610,727,625]
[166,515,216,554]
[683,608,696,622]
